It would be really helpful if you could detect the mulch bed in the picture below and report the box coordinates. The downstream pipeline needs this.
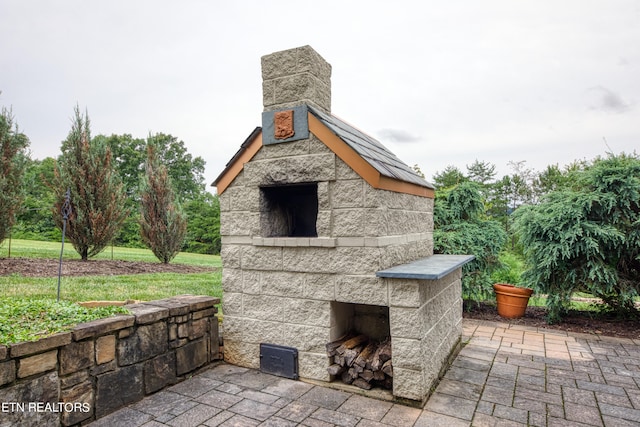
[0,257,216,277]
[464,301,640,340]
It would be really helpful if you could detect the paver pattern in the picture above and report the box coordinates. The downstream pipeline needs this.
[90,320,640,426]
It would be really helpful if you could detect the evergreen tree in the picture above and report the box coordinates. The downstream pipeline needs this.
[51,107,130,260]
[94,132,207,247]
[0,107,30,243]
[515,153,640,322]
[142,133,206,201]
[433,181,507,303]
[139,142,186,263]
[431,165,467,189]
[466,159,496,185]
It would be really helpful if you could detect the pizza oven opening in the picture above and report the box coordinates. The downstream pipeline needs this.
[260,183,318,237]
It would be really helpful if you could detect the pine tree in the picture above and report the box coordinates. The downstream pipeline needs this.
[51,107,130,260]
[139,141,186,263]
[0,107,30,243]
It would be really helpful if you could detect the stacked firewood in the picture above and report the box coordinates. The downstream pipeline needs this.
[325,333,392,390]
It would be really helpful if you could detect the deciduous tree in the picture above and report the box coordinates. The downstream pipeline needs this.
[466,159,496,186]
[12,157,57,240]
[183,193,220,254]
[431,165,467,190]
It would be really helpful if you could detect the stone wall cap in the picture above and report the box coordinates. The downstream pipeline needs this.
[72,314,136,341]
[125,303,171,325]
[9,331,73,358]
[165,295,220,312]
[144,299,191,316]
[376,254,475,280]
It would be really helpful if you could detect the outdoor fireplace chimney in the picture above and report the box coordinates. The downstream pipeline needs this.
[261,45,332,114]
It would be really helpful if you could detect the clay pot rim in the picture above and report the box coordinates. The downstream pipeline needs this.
[493,283,534,297]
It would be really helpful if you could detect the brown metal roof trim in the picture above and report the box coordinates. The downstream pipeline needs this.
[212,127,262,194]
[213,115,434,198]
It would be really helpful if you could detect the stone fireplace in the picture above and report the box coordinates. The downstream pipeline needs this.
[213,46,473,405]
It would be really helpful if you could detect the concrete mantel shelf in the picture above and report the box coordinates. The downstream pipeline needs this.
[376,254,475,280]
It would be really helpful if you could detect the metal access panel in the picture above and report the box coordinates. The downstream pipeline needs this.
[260,343,299,380]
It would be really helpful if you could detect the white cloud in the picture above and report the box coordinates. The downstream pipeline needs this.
[376,129,422,144]
[587,86,633,113]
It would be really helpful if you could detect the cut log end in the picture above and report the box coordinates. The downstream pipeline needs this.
[326,334,393,390]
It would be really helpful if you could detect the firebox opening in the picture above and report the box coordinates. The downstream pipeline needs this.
[328,302,393,391]
[260,183,318,237]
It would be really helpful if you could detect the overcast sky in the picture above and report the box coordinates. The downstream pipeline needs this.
[2,1,638,190]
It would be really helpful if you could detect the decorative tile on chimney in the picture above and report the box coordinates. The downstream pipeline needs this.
[261,45,332,113]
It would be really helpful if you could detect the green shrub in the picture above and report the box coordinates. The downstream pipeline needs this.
[434,182,507,303]
[515,153,640,323]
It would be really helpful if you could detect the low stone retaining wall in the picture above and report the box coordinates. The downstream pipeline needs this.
[0,295,221,426]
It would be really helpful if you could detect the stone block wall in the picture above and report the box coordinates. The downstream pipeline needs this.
[0,295,220,427]
[219,135,434,251]
[219,135,436,397]
[261,45,332,114]
[386,269,463,403]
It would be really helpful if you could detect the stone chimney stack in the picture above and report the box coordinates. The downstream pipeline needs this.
[261,45,332,114]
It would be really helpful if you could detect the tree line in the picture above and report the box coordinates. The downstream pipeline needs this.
[2,104,638,321]
[429,154,640,323]
[1,106,220,262]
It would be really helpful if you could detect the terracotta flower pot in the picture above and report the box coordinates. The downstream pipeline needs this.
[493,283,533,319]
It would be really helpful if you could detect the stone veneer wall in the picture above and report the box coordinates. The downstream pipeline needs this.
[219,135,439,399]
[0,295,220,427]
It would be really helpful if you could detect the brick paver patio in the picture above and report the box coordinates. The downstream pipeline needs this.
[90,319,640,426]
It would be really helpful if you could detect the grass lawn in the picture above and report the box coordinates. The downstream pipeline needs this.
[0,239,222,303]
[0,239,222,344]
[0,299,129,345]
[1,238,221,267]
